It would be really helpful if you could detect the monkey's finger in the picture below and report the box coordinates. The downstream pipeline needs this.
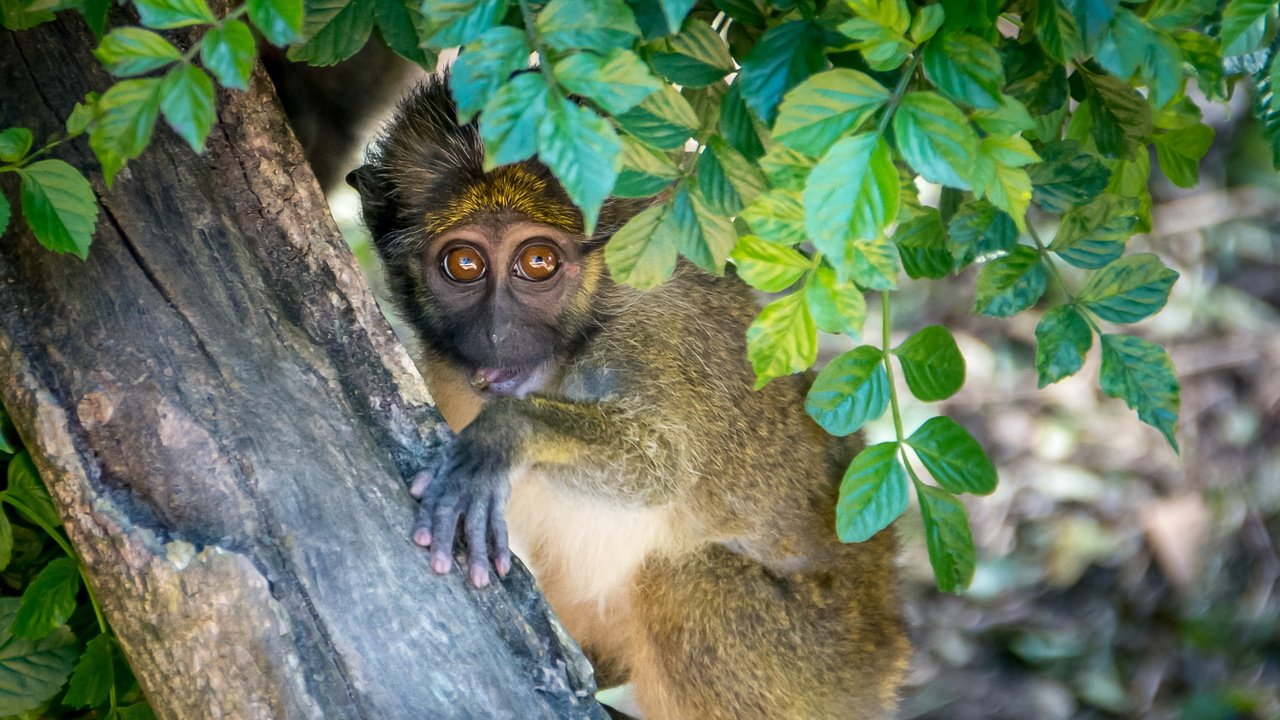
[465,498,492,588]
[489,501,511,578]
[409,470,432,499]
[430,497,462,575]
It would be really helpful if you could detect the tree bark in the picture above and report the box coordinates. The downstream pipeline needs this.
[0,16,605,720]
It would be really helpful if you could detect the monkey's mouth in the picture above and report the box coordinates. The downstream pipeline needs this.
[469,366,547,398]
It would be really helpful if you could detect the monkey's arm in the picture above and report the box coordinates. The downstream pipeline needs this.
[411,394,694,586]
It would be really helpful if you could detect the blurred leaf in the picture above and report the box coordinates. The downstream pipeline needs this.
[93,28,181,77]
[1027,139,1111,213]
[158,64,215,153]
[1036,0,1082,62]
[908,416,997,495]
[923,32,1004,109]
[697,136,765,215]
[1252,44,1280,168]
[248,0,304,45]
[63,634,112,708]
[1079,253,1179,324]
[758,144,815,192]
[731,234,809,292]
[805,264,867,337]
[479,73,547,167]
[88,78,163,187]
[615,84,700,150]
[0,598,76,716]
[420,0,506,47]
[537,95,620,235]
[804,133,899,282]
[1220,0,1273,55]
[1099,333,1180,450]
[0,194,9,238]
[894,208,952,280]
[1035,305,1092,387]
[648,18,734,87]
[660,184,733,273]
[893,325,965,402]
[908,3,944,43]
[773,69,890,156]
[554,49,661,115]
[134,0,214,28]
[746,292,817,388]
[6,452,60,530]
[718,82,764,160]
[1153,122,1213,188]
[537,0,640,53]
[605,202,677,288]
[373,0,432,66]
[836,442,908,543]
[1085,71,1152,159]
[10,557,80,640]
[450,26,529,123]
[1067,0,1116,50]
[0,128,33,163]
[17,160,97,260]
[838,0,912,71]
[737,19,826,123]
[973,245,1047,317]
[973,95,1036,135]
[946,199,1015,269]
[893,92,977,190]
[0,511,11,572]
[65,96,97,138]
[614,136,679,197]
[1048,193,1137,269]
[806,346,888,436]
[289,0,376,65]
[1106,149,1152,232]
[201,20,257,90]
[742,188,806,246]
[917,482,976,592]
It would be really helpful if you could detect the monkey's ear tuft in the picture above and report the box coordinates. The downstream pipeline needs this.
[346,164,398,248]
[347,165,375,197]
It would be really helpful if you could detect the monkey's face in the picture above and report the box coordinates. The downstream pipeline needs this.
[417,218,590,397]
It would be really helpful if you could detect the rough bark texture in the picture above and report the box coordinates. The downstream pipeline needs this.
[0,17,605,720]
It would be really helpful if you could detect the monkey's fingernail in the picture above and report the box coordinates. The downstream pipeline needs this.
[432,555,451,574]
[470,565,490,588]
[496,555,511,577]
[410,472,431,498]
[412,529,431,547]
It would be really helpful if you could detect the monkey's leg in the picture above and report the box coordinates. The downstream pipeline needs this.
[627,543,908,720]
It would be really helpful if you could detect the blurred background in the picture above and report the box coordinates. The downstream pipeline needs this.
[276,43,1280,720]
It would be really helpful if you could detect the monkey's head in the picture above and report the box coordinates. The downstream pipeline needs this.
[349,76,636,397]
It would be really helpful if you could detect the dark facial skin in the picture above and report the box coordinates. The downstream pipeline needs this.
[409,220,586,587]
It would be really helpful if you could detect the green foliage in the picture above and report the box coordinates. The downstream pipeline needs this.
[1,0,1266,594]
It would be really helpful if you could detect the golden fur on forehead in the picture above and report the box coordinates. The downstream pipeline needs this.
[422,165,580,235]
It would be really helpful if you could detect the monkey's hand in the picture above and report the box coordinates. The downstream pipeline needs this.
[409,433,512,589]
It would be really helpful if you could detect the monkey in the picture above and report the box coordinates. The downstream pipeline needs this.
[347,75,910,720]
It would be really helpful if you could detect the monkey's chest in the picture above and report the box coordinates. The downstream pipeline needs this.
[505,473,680,606]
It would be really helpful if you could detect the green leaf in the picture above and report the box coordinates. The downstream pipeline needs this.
[894,208,952,280]
[604,202,677,288]
[973,245,1047,317]
[696,138,758,215]
[1036,0,1082,62]
[615,84,700,151]
[1035,305,1092,387]
[742,189,806,246]
[971,134,1039,231]
[1106,149,1152,233]
[0,511,11,572]
[773,69,890,156]
[289,0,376,65]
[5,452,60,530]
[1152,123,1213,188]
[159,64,215,153]
[537,95,620,235]
[746,292,817,388]
[736,20,825,124]
[553,50,660,115]
[117,703,158,720]
[17,160,98,260]
[94,27,181,77]
[1220,0,1273,55]
[803,133,898,280]
[1099,333,1180,449]
[0,128,33,163]
[1086,72,1153,159]
[835,442,908,543]
[10,557,80,640]
[807,346,889,436]
[655,0,694,31]
[200,20,257,90]
[63,634,113,708]
[840,235,901,292]
[89,78,163,187]
[614,136,679,197]
[373,0,432,66]
[893,325,965,402]
[537,0,640,53]
[908,3,944,43]
[805,264,867,336]
[1079,253,1179,324]
[731,234,808,292]
[946,200,1015,269]
[430,0,507,47]
[893,92,977,190]
[248,0,304,45]
[449,27,529,123]
[758,144,814,192]
[917,482,976,591]
[908,416,996,495]
[479,73,547,168]
[923,32,1004,109]
[972,95,1036,136]
[718,82,764,160]
[134,0,215,28]
[0,598,76,716]
[0,0,55,30]
[79,0,111,38]
[648,18,734,87]
[837,0,912,71]
[65,96,98,138]
[1027,140,1111,213]
[1146,0,1214,31]
[0,193,9,238]
[658,184,733,273]
[1048,193,1136,269]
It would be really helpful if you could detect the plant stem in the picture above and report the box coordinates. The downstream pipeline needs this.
[877,53,921,136]
[516,0,558,88]
[879,292,925,483]
[1027,222,1103,334]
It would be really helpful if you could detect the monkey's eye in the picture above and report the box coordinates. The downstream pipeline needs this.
[441,245,486,283]
[513,242,561,282]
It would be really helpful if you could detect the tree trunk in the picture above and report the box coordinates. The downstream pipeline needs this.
[0,16,605,720]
